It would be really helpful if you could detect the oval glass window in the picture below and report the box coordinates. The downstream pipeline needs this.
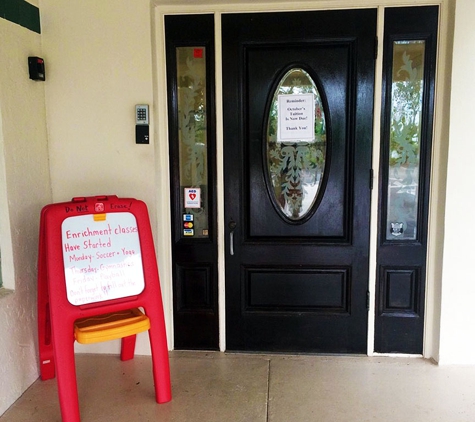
[266,68,327,221]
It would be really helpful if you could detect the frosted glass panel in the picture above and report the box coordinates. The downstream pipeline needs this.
[177,47,209,238]
[386,41,425,240]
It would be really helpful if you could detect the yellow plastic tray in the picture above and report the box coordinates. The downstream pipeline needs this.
[74,308,150,344]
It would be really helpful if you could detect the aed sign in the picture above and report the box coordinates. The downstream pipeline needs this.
[184,188,201,208]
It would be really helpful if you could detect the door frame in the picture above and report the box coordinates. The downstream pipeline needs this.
[153,0,453,358]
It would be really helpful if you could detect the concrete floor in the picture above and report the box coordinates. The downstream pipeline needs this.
[1,351,475,421]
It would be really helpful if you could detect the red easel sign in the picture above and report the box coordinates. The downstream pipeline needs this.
[61,212,145,305]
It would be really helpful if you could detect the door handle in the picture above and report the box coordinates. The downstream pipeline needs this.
[228,220,237,255]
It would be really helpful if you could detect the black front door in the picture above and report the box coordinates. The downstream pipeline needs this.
[223,10,377,353]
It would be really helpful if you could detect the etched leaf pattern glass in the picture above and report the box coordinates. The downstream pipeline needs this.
[266,68,326,221]
[386,41,425,240]
[176,47,209,238]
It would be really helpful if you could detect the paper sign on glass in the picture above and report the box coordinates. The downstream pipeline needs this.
[184,187,201,208]
[277,94,315,143]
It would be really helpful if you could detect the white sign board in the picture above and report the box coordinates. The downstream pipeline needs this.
[278,94,315,143]
[62,212,145,306]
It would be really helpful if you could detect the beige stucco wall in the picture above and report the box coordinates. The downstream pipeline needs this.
[0,11,52,416]
[40,0,161,355]
[40,1,157,206]
[439,0,475,364]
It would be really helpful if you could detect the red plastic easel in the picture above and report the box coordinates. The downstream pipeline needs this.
[37,195,171,422]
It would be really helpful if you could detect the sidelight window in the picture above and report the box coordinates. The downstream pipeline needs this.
[385,40,425,240]
[176,47,209,238]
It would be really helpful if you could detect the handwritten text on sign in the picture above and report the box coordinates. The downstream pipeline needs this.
[62,212,145,306]
[278,94,315,143]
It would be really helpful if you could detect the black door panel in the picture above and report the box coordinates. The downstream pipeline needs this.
[223,10,376,353]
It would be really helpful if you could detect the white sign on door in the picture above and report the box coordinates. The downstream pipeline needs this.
[277,94,315,143]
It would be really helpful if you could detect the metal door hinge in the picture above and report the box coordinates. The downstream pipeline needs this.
[366,290,370,310]
[369,168,374,190]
